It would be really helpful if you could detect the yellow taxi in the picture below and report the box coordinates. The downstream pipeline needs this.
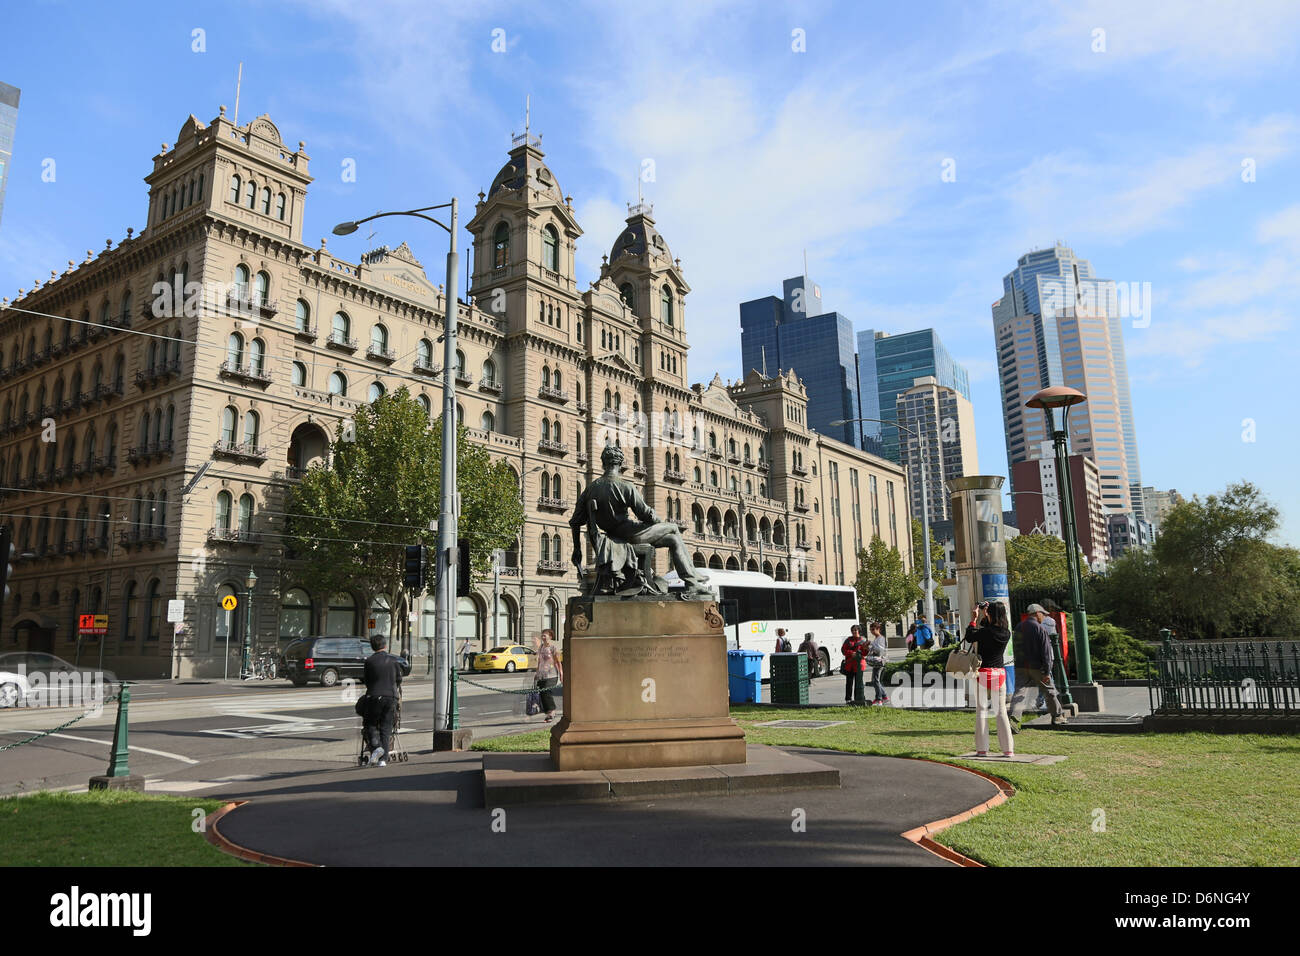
[472,645,538,673]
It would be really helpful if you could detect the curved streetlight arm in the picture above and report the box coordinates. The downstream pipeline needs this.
[338,207,453,236]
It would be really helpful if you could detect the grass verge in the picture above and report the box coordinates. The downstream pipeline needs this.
[474,706,1300,867]
[0,791,252,866]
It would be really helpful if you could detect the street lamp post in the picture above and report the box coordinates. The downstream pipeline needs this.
[242,567,257,679]
[1026,386,1097,705]
[335,200,459,743]
[831,416,935,628]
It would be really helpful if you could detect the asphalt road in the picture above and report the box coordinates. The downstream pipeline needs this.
[0,672,554,795]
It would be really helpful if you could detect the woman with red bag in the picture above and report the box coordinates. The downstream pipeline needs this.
[840,624,868,706]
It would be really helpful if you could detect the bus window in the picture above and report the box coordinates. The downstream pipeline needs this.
[775,590,792,619]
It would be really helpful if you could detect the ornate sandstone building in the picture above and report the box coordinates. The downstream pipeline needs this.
[0,111,910,678]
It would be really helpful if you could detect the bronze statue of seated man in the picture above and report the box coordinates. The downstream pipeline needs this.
[570,445,711,597]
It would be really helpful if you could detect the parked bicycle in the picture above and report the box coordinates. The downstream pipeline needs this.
[247,650,279,681]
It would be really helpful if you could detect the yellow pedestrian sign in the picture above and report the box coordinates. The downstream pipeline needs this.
[221,594,238,611]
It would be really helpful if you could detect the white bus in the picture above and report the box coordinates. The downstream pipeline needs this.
[666,569,860,677]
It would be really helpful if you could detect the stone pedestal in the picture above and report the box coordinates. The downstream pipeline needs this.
[550,597,746,771]
[1067,683,1105,714]
[89,774,145,792]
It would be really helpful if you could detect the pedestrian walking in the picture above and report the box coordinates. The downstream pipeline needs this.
[905,621,917,652]
[965,602,1014,756]
[774,627,792,654]
[1008,603,1069,728]
[536,628,563,722]
[841,624,869,706]
[914,617,935,650]
[865,622,889,704]
[361,635,411,767]
[797,632,820,677]
[460,639,475,672]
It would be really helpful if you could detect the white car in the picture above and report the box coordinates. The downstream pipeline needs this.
[0,667,31,708]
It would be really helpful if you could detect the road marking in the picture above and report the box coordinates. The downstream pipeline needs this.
[202,711,339,739]
[31,732,199,765]
[480,710,511,715]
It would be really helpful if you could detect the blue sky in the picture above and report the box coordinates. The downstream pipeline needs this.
[2,0,1299,544]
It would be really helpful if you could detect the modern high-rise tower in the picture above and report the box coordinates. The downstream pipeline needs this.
[0,82,20,227]
[992,243,1144,518]
[856,328,970,463]
[740,275,860,448]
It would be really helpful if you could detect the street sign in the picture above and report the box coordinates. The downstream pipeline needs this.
[167,599,185,623]
[78,613,108,636]
[221,594,238,611]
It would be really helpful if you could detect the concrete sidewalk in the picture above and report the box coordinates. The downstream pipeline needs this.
[184,745,1002,866]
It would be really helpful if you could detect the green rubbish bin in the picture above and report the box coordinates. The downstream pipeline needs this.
[770,652,809,706]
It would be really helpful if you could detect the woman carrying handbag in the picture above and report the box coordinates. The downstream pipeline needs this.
[962,602,1014,757]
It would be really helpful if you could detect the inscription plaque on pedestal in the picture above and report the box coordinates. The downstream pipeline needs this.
[549,597,747,771]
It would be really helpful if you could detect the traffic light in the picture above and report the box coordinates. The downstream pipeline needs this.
[456,540,471,597]
[0,526,13,602]
[404,544,428,591]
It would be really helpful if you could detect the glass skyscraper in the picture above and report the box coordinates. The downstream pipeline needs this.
[855,328,970,463]
[740,276,860,449]
[992,243,1144,518]
[0,82,19,228]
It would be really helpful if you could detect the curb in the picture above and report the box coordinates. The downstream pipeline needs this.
[205,801,320,867]
[896,758,1016,868]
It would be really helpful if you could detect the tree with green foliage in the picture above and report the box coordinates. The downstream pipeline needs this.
[286,388,525,652]
[855,536,921,625]
[1005,532,1076,590]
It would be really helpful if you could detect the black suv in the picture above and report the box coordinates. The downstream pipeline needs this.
[280,636,372,687]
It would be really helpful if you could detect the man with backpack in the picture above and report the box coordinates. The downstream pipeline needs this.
[774,627,792,654]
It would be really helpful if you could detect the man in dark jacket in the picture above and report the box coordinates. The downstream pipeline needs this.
[1008,604,1068,726]
[361,635,411,766]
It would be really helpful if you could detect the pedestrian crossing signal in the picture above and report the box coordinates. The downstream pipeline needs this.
[456,540,470,597]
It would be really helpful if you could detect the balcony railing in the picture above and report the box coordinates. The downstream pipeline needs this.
[537,497,569,512]
[631,465,646,478]
[664,469,686,482]
[454,369,473,386]
[135,359,183,389]
[208,527,260,545]
[413,359,437,376]
[576,451,588,464]
[366,344,397,363]
[226,292,275,317]
[708,448,722,459]
[478,378,503,395]
[218,360,273,386]
[213,440,268,462]
[792,463,808,476]
[576,401,589,414]
[538,385,569,404]
[538,438,568,455]
[727,452,741,464]
[793,502,810,512]
[127,440,174,464]
[538,559,567,573]
[757,461,769,472]
[294,325,318,342]
[325,332,358,352]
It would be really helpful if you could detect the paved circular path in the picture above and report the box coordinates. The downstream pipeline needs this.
[204,746,1001,866]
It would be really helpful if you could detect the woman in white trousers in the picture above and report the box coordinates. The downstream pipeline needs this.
[965,602,1014,757]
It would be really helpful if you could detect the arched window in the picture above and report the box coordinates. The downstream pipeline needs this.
[370,324,388,353]
[123,581,138,641]
[238,493,254,532]
[417,393,431,416]
[417,338,433,368]
[245,180,257,209]
[165,404,175,441]
[229,174,241,203]
[368,382,384,402]
[227,332,244,367]
[481,358,496,386]
[553,369,562,391]
[619,283,635,310]
[243,410,260,446]
[329,371,347,396]
[119,291,132,325]
[291,361,306,387]
[493,222,509,270]
[326,592,357,636]
[661,285,673,326]
[105,421,117,463]
[332,310,350,344]
[481,410,495,432]
[260,187,272,215]
[276,193,287,221]
[455,349,466,375]
[553,421,562,443]
[254,271,270,304]
[233,265,250,301]
[541,417,551,442]
[220,406,238,444]
[542,224,559,272]
[113,355,125,390]
[249,338,265,374]
[279,588,311,641]
[295,299,311,332]
[542,366,551,389]
[541,472,551,498]
[156,491,167,530]
[216,491,233,532]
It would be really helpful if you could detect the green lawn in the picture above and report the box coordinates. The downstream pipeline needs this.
[0,791,252,866]
[474,706,1300,867]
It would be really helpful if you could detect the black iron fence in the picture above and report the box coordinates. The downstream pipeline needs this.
[1148,639,1300,714]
